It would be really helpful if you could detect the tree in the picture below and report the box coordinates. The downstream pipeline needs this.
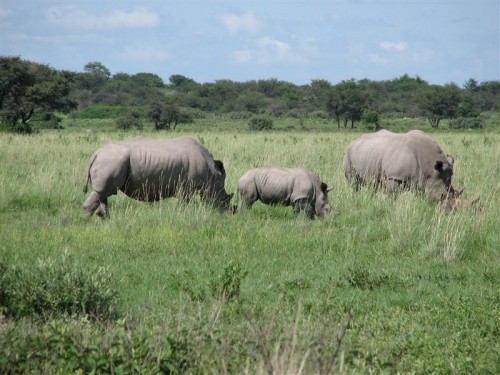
[115,110,143,130]
[148,100,180,130]
[78,62,111,92]
[417,84,460,128]
[0,56,77,133]
[362,109,381,130]
[327,80,367,128]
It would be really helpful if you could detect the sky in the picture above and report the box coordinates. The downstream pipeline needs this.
[1,0,499,86]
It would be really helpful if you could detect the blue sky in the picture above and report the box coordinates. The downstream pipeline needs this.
[1,0,498,85]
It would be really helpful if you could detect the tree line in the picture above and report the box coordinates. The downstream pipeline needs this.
[1,56,499,133]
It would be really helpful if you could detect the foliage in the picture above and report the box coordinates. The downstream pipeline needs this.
[0,319,191,374]
[148,99,181,130]
[210,261,248,302]
[0,254,119,320]
[449,116,484,129]
[248,117,274,131]
[115,110,143,130]
[76,104,144,119]
[362,109,380,130]
[0,56,77,133]
[417,84,461,128]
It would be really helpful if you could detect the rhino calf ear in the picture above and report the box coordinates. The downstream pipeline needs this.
[214,160,225,174]
[434,160,444,171]
[447,155,455,166]
[320,182,328,193]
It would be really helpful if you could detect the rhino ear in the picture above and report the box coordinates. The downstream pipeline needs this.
[447,155,454,167]
[320,182,328,193]
[214,160,225,174]
[434,160,444,171]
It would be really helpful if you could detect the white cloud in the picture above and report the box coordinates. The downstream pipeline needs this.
[234,36,306,65]
[258,37,291,59]
[46,6,159,29]
[220,11,260,34]
[379,41,408,52]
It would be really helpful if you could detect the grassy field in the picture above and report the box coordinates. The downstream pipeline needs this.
[0,126,499,373]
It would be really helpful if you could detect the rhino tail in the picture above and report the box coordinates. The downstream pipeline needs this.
[83,151,99,194]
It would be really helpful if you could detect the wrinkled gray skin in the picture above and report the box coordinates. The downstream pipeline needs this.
[343,130,454,201]
[237,167,333,219]
[83,136,233,218]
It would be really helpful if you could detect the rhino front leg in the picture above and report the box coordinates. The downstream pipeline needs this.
[293,198,315,219]
[386,178,402,195]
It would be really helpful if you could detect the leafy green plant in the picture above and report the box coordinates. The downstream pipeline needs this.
[0,254,119,320]
[210,261,248,302]
[248,117,273,131]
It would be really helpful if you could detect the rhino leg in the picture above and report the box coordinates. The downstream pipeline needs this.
[96,197,109,218]
[83,191,102,217]
[386,179,402,194]
[83,192,109,218]
[293,198,315,219]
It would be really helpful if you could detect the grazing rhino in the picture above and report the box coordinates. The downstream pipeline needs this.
[342,130,459,201]
[237,167,333,218]
[83,136,233,217]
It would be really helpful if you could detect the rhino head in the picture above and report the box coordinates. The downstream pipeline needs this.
[202,159,234,211]
[315,182,334,217]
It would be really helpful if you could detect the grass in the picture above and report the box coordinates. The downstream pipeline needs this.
[0,127,499,373]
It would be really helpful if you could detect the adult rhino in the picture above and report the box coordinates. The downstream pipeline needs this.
[237,167,333,218]
[83,136,233,217]
[343,129,459,203]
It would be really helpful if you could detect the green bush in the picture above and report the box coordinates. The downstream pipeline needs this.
[448,117,484,129]
[248,117,273,131]
[77,104,145,119]
[115,110,144,130]
[0,319,191,374]
[0,255,119,320]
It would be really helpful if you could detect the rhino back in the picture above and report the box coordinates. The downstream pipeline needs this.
[122,137,218,199]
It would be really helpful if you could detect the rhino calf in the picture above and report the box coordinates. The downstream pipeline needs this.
[343,129,458,202]
[237,167,333,218]
[83,136,233,218]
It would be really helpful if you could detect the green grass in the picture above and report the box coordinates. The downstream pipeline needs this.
[0,129,499,374]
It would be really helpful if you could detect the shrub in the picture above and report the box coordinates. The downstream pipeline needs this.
[0,255,119,320]
[77,104,141,119]
[248,117,273,131]
[115,110,143,130]
[210,261,248,302]
[448,117,484,129]
[0,319,191,374]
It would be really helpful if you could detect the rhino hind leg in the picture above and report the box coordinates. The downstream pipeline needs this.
[83,191,109,218]
[96,197,109,218]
